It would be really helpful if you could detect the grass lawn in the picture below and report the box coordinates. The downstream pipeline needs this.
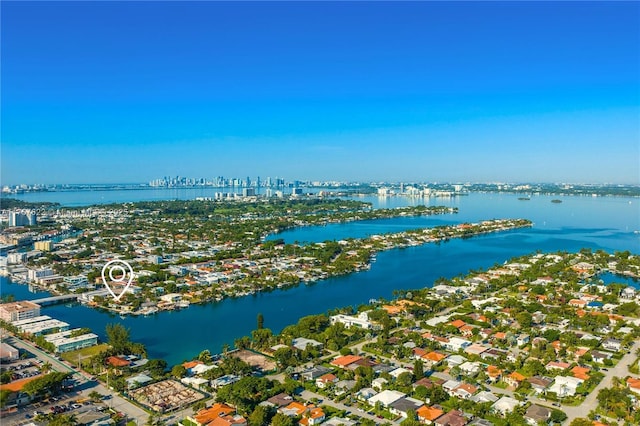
[60,344,110,367]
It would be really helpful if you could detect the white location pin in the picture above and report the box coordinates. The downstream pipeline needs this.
[101,259,134,301]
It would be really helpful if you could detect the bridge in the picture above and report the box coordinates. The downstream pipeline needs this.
[30,294,79,306]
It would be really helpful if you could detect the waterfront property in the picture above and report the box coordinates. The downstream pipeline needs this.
[43,329,98,353]
[0,301,40,322]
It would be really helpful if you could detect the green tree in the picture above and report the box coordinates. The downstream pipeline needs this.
[22,372,71,398]
[171,365,187,378]
[48,414,78,426]
[1,371,12,384]
[414,360,424,378]
[248,405,272,426]
[0,390,14,408]
[569,419,593,426]
[257,313,264,330]
[270,413,295,426]
[88,391,102,402]
[106,323,131,354]
[198,349,213,363]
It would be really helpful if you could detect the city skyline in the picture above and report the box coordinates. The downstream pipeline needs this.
[2,2,639,185]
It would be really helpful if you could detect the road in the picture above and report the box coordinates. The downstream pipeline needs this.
[300,389,389,425]
[561,339,640,423]
[4,335,151,426]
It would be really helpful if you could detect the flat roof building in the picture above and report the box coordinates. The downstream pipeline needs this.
[17,319,69,336]
[0,342,19,361]
[0,301,41,322]
[44,329,98,353]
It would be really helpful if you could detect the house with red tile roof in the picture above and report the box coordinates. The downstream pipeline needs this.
[316,373,338,389]
[627,377,640,395]
[493,332,507,340]
[299,407,325,426]
[208,415,246,426]
[192,403,236,426]
[279,401,309,417]
[449,319,466,329]
[106,356,131,367]
[569,299,587,308]
[452,383,478,399]
[417,405,444,424]
[183,360,203,370]
[422,351,447,368]
[504,372,526,388]
[330,355,362,368]
[486,365,502,382]
[571,366,591,381]
[545,361,570,372]
[434,409,467,426]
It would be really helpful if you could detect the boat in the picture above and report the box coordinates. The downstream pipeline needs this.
[518,197,530,201]
[551,199,563,203]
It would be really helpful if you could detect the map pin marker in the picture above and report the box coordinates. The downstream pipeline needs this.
[102,259,134,301]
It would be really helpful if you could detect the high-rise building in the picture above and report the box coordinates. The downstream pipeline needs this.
[8,211,37,227]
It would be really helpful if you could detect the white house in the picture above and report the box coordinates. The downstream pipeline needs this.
[459,361,481,376]
[548,376,583,397]
[330,312,373,329]
[367,390,406,407]
[491,396,520,415]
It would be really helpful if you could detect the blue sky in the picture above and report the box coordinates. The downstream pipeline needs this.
[2,1,639,185]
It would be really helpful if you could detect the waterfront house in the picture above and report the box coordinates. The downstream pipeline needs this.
[292,337,323,351]
[211,374,240,389]
[330,312,373,329]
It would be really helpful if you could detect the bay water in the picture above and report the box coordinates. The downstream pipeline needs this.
[1,192,638,365]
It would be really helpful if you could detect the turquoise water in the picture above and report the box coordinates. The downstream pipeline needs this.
[1,192,638,365]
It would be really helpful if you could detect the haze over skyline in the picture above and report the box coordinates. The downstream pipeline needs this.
[2,2,639,186]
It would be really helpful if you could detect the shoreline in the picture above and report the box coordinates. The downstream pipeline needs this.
[4,219,533,316]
